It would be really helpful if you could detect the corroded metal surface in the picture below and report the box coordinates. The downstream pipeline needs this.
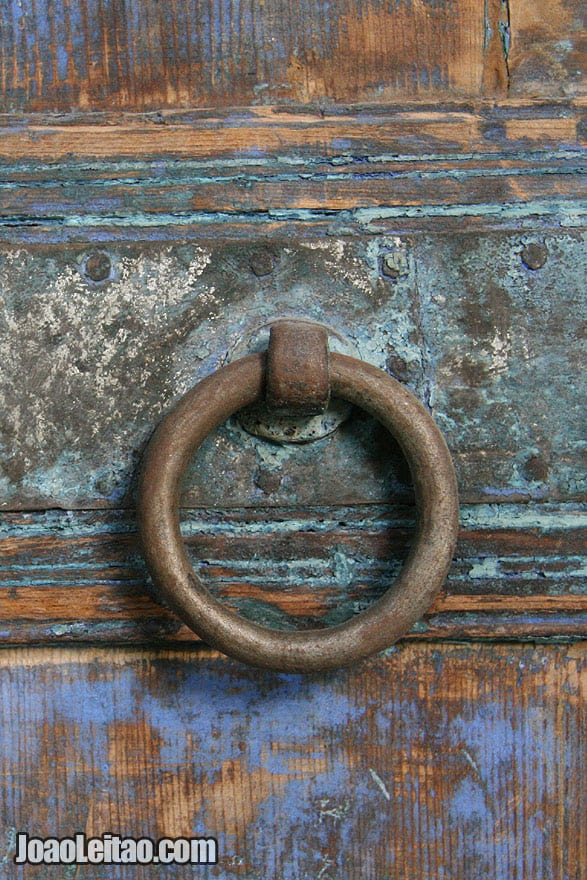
[235,320,355,443]
[138,337,458,671]
[265,321,330,417]
[0,233,584,509]
[0,238,421,508]
[0,2,584,870]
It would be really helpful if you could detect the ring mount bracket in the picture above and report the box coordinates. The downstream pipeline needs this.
[266,320,330,416]
[228,318,355,444]
[138,319,459,673]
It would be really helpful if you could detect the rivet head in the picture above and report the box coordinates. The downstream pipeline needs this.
[254,469,282,494]
[83,251,112,283]
[523,454,549,482]
[250,250,275,277]
[381,250,409,279]
[521,243,548,271]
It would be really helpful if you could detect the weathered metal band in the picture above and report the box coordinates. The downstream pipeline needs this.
[138,351,459,673]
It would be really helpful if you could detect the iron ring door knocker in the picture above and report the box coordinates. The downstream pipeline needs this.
[138,320,459,673]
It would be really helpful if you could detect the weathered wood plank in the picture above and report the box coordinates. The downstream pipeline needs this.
[0,107,583,241]
[0,506,584,644]
[0,104,583,162]
[0,0,583,112]
[0,233,583,510]
[0,643,584,878]
[0,0,504,113]
[509,0,586,98]
[1,158,583,217]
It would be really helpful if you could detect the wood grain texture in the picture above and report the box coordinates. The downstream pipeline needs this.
[0,0,583,112]
[0,505,584,644]
[0,643,584,879]
[0,0,504,112]
[0,104,584,163]
[1,143,583,216]
[0,106,583,247]
[509,0,586,97]
[0,8,583,876]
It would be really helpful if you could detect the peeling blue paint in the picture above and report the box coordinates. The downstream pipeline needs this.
[459,503,587,531]
[499,19,511,60]
[0,503,584,538]
[3,647,575,877]
[48,623,89,637]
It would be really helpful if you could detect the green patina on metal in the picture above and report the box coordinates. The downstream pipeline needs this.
[0,231,583,510]
[0,133,583,645]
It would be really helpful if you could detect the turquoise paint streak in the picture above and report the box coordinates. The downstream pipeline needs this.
[0,160,583,188]
[0,149,583,176]
[0,503,584,536]
[458,503,587,531]
[0,505,584,597]
[1,199,578,228]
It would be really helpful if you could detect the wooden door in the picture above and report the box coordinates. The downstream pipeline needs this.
[0,2,585,877]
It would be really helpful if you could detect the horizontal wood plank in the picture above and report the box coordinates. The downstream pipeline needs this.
[0,104,584,163]
[1,156,583,217]
[0,642,584,879]
[0,505,584,644]
[0,105,583,241]
[0,0,583,113]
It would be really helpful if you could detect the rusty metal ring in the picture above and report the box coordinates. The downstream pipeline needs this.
[138,352,459,673]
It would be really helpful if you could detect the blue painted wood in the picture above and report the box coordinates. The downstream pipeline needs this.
[0,4,584,877]
[0,643,584,879]
[0,154,584,219]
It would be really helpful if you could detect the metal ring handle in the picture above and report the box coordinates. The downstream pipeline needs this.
[138,352,459,673]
